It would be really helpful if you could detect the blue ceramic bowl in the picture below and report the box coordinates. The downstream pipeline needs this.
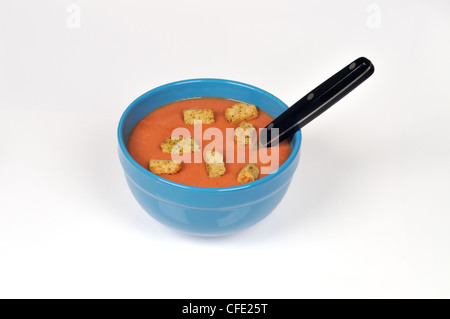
[118,79,302,236]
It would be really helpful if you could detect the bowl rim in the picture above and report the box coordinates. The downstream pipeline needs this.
[118,78,301,193]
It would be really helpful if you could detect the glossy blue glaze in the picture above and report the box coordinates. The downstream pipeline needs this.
[118,79,302,236]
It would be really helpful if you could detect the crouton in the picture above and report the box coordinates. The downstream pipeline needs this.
[183,109,215,125]
[237,163,260,184]
[204,151,226,178]
[234,121,256,145]
[160,137,200,154]
[225,103,258,124]
[149,159,182,175]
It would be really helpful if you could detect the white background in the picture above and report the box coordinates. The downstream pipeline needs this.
[1,0,449,298]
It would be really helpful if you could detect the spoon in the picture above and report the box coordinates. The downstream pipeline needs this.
[259,57,374,148]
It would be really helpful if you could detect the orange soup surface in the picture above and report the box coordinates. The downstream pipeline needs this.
[127,98,291,187]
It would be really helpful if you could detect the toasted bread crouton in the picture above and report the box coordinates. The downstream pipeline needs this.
[161,137,200,154]
[149,159,182,175]
[234,121,256,145]
[225,103,258,124]
[204,151,226,178]
[237,163,260,184]
[183,109,215,125]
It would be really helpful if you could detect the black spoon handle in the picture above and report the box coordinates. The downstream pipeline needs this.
[260,57,374,148]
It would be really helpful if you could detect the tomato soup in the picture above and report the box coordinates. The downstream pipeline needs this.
[127,98,291,187]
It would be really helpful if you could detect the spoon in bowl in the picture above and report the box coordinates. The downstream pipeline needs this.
[259,57,374,148]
